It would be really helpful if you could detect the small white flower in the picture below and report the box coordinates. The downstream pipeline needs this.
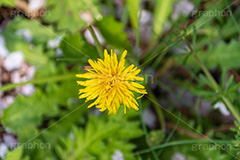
[26,66,36,80]
[143,108,157,129]
[16,29,33,42]
[0,143,8,159]
[5,128,13,134]
[69,132,75,141]
[47,37,62,49]
[20,84,35,96]
[140,10,153,26]
[0,100,7,116]
[11,71,21,83]
[3,51,24,72]
[3,134,18,149]
[84,26,105,46]
[172,0,194,20]
[29,0,45,11]
[56,48,63,57]
[171,152,186,160]
[0,35,9,58]
[4,96,15,107]
[111,150,124,160]
[80,11,94,24]
[214,102,230,116]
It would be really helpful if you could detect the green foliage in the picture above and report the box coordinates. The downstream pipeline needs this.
[180,40,240,69]
[2,90,59,142]
[2,17,50,65]
[204,40,240,69]
[56,116,143,160]
[153,0,174,38]
[4,147,24,160]
[186,1,226,36]
[44,0,100,32]
[60,33,98,60]
[3,17,57,43]
[126,0,141,30]
[0,0,15,6]
[147,130,165,147]
[1,0,240,159]
[161,144,231,160]
[97,16,130,50]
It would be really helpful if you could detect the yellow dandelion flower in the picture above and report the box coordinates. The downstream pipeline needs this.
[76,49,147,115]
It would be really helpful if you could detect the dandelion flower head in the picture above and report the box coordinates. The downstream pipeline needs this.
[76,49,147,114]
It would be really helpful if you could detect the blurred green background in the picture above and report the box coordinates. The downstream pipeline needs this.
[1,0,240,159]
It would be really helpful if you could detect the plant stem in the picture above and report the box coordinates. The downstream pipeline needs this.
[148,89,166,131]
[135,6,143,55]
[0,74,75,92]
[221,95,240,123]
[135,139,238,155]
[88,24,103,58]
[186,41,218,90]
[186,40,240,123]
[139,99,159,160]
[193,53,219,90]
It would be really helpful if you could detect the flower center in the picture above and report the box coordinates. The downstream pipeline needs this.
[106,74,121,87]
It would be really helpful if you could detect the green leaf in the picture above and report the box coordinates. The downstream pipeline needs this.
[181,40,240,69]
[56,116,143,160]
[41,82,88,145]
[199,74,213,89]
[35,62,57,78]
[5,147,23,160]
[60,33,98,60]
[97,16,130,49]
[227,83,240,94]
[190,89,217,98]
[221,68,227,89]
[0,0,15,6]
[44,0,84,32]
[3,17,49,65]
[147,130,165,147]
[6,43,48,66]
[186,2,225,36]
[3,17,57,44]
[2,90,59,141]
[226,75,234,91]
[44,0,101,32]
[153,0,173,38]
[126,0,141,30]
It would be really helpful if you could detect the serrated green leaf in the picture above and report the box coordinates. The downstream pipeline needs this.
[181,40,240,69]
[44,0,100,33]
[3,17,49,65]
[199,74,213,89]
[226,75,234,91]
[2,90,59,138]
[56,116,143,160]
[60,33,98,60]
[97,16,130,49]
[3,17,57,44]
[44,0,84,32]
